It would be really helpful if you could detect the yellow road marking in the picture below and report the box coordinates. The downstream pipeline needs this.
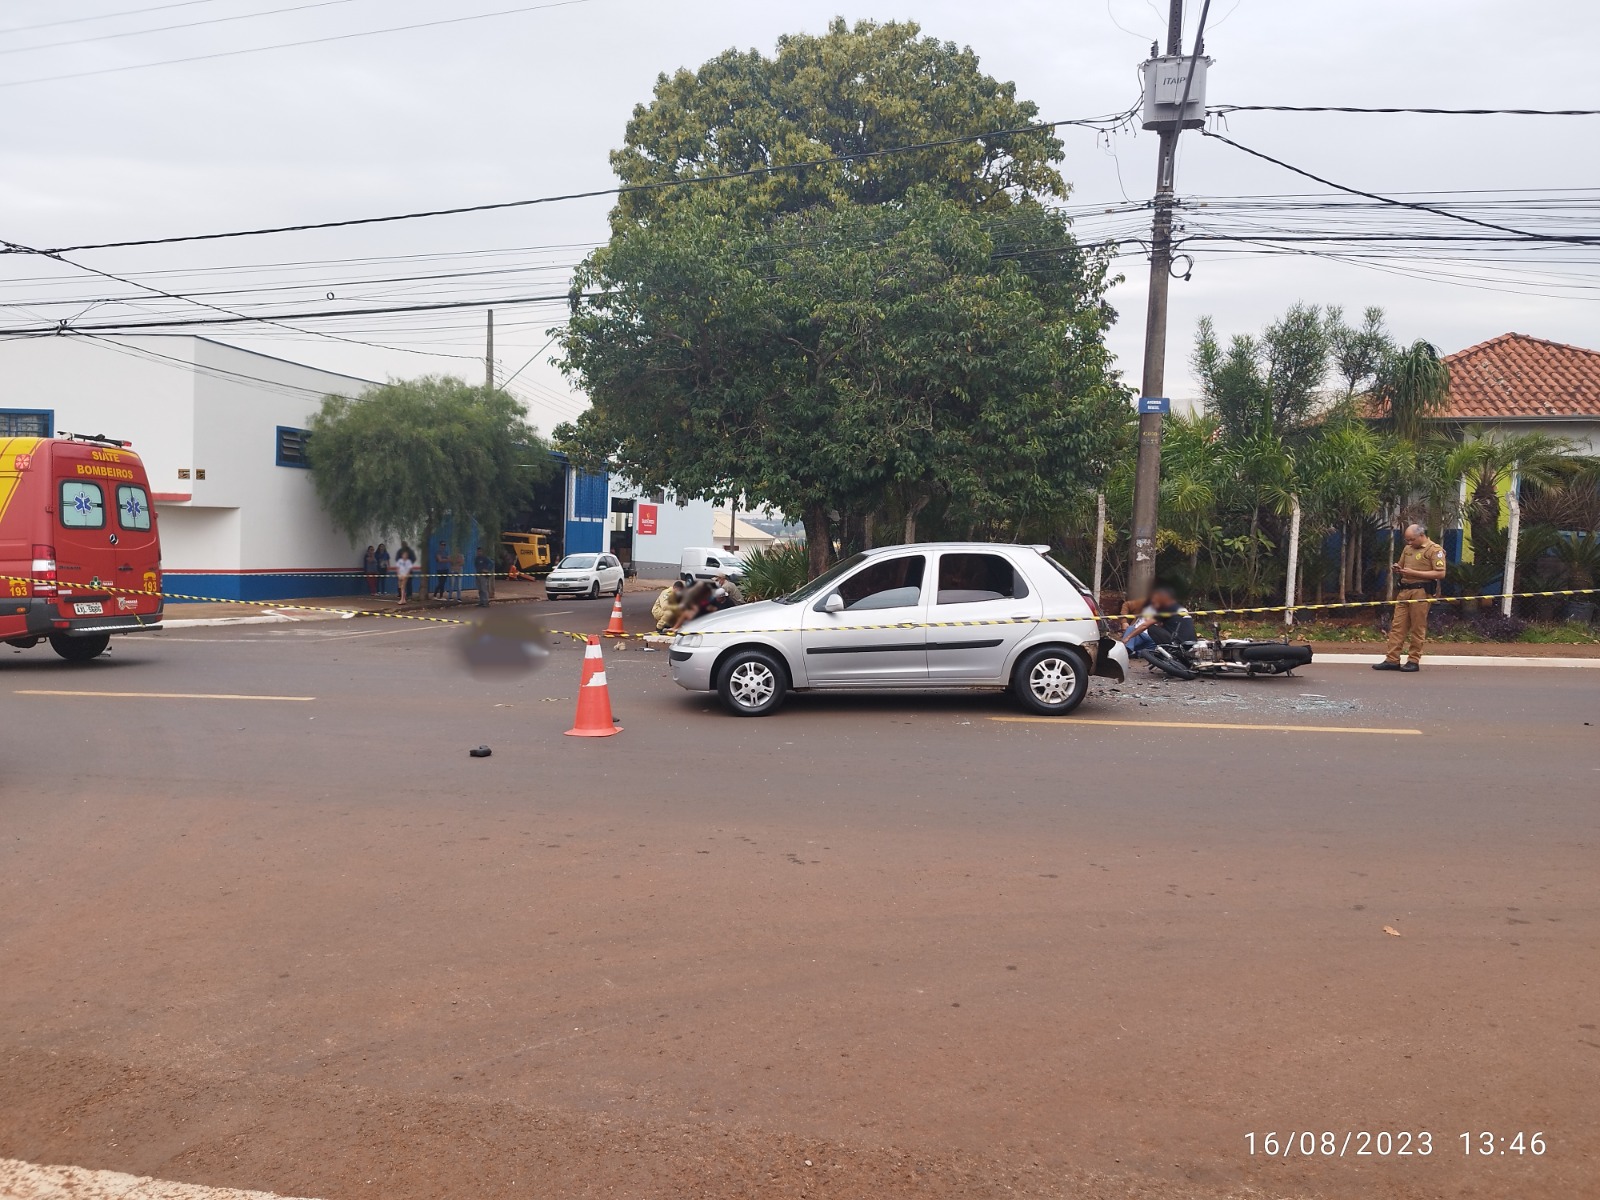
[16,690,315,702]
[992,716,1421,736]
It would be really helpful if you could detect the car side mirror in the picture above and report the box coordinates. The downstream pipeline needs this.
[823,593,845,614]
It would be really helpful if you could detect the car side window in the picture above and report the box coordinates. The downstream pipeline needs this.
[60,480,105,529]
[829,555,926,611]
[936,553,1028,605]
[705,556,721,568]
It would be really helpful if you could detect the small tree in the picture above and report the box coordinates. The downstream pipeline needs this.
[308,377,553,591]
[1372,339,1450,443]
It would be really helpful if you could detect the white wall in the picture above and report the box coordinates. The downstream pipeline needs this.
[156,505,242,572]
[624,488,717,576]
[0,334,374,574]
[189,338,373,571]
[1521,420,1600,456]
[0,334,196,489]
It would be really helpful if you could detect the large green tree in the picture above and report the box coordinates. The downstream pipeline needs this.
[308,377,553,578]
[609,18,1065,226]
[558,21,1128,574]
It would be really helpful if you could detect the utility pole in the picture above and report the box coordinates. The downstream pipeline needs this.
[1127,0,1211,603]
[485,308,495,392]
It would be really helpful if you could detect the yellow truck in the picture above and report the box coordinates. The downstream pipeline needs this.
[502,530,553,577]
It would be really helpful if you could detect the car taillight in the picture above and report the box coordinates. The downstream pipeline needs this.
[31,544,57,596]
[1081,589,1100,617]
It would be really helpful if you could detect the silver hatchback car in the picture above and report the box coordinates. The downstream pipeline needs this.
[668,542,1128,717]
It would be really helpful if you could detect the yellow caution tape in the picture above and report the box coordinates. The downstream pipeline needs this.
[4,574,1595,644]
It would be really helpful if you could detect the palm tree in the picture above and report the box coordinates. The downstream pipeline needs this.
[1158,412,1224,577]
[1373,340,1450,443]
[1444,429,1582,554]
[1300,419,1390,603]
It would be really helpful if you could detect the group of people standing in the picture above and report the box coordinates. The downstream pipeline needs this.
[362,541,497,608]
[653,574,742,632]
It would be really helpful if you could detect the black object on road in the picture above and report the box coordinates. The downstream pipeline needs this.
[470,746,492,758]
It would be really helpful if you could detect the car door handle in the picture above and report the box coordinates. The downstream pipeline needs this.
[1010,613,1030,621]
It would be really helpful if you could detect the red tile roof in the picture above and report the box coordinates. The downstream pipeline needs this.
[1436,333,1600,421]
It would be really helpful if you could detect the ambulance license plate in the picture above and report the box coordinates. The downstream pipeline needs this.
[74,602,104,615]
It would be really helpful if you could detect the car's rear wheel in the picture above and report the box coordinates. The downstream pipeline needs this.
[50,633,110,663]
[614,577,625,598]
[716,649,788,717]
[1012,646,1089,716]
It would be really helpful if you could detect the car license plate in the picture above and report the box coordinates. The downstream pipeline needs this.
[74,601,104,615]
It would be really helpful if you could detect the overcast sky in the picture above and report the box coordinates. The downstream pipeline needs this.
[2,0,1596,431]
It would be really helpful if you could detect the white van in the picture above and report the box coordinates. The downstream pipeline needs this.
[680,547,746,583]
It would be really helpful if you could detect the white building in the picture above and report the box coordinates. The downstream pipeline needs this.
[0,335,375,600]
[611,484,720,578]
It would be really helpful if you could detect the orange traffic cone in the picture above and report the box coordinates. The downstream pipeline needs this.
[565,635,621,737]
[605,591,626,636]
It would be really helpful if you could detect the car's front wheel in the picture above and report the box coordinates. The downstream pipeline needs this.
[1012,646,1089,716]
[588,581,600,600]
[50,633,110,663]
[716,649,788,717]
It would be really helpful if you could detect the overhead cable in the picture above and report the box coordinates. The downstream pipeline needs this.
[1200,129,1600,246]
[0,0,220,36]
[20,111,1140,255]
[0,290,586,337]
[1211,104,1600,117]
[0,0,595,89]
[0,0,364,59]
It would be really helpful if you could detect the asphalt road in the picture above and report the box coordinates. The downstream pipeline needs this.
[3,593,1597,1200]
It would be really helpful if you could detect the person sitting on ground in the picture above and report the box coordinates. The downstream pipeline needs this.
[652,579,687,632]
[1117,592,1148,635]
[715,572,743,606]
[1120,584,1195,655]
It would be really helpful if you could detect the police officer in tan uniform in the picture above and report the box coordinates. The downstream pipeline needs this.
[1374,523,1447,673]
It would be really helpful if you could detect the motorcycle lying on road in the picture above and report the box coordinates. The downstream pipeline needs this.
[1126,622,1314,682]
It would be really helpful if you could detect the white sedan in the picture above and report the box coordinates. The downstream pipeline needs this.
[668,542,1128,716]
[544,553,626,600]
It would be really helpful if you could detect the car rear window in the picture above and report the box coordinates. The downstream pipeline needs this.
[936,553,1028,604]
[117,485,152,531]
[1043,554,1093,596]
[60,480,105,529]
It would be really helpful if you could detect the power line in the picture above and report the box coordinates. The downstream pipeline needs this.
[1200,129,1600,246]
[0,234,481,358]
[502,334,559,387]
[20,111,1139,255]
[0,0,596,88]
[70,333,374,401]
[0,0,365,59]
[0,228,1140,338]
[0,0,221,36]
[1211,104,1600,116]
[0,290,583,336]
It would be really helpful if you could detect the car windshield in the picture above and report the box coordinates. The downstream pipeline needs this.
[558,555,598,570]
[775,552,867,604]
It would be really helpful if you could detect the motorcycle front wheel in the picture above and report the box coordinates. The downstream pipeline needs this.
[1138,645,1198,681]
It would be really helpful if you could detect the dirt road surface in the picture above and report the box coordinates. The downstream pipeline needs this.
[3,594,1596,1199]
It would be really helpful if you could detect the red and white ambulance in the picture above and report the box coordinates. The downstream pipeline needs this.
[1,434,163,662]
